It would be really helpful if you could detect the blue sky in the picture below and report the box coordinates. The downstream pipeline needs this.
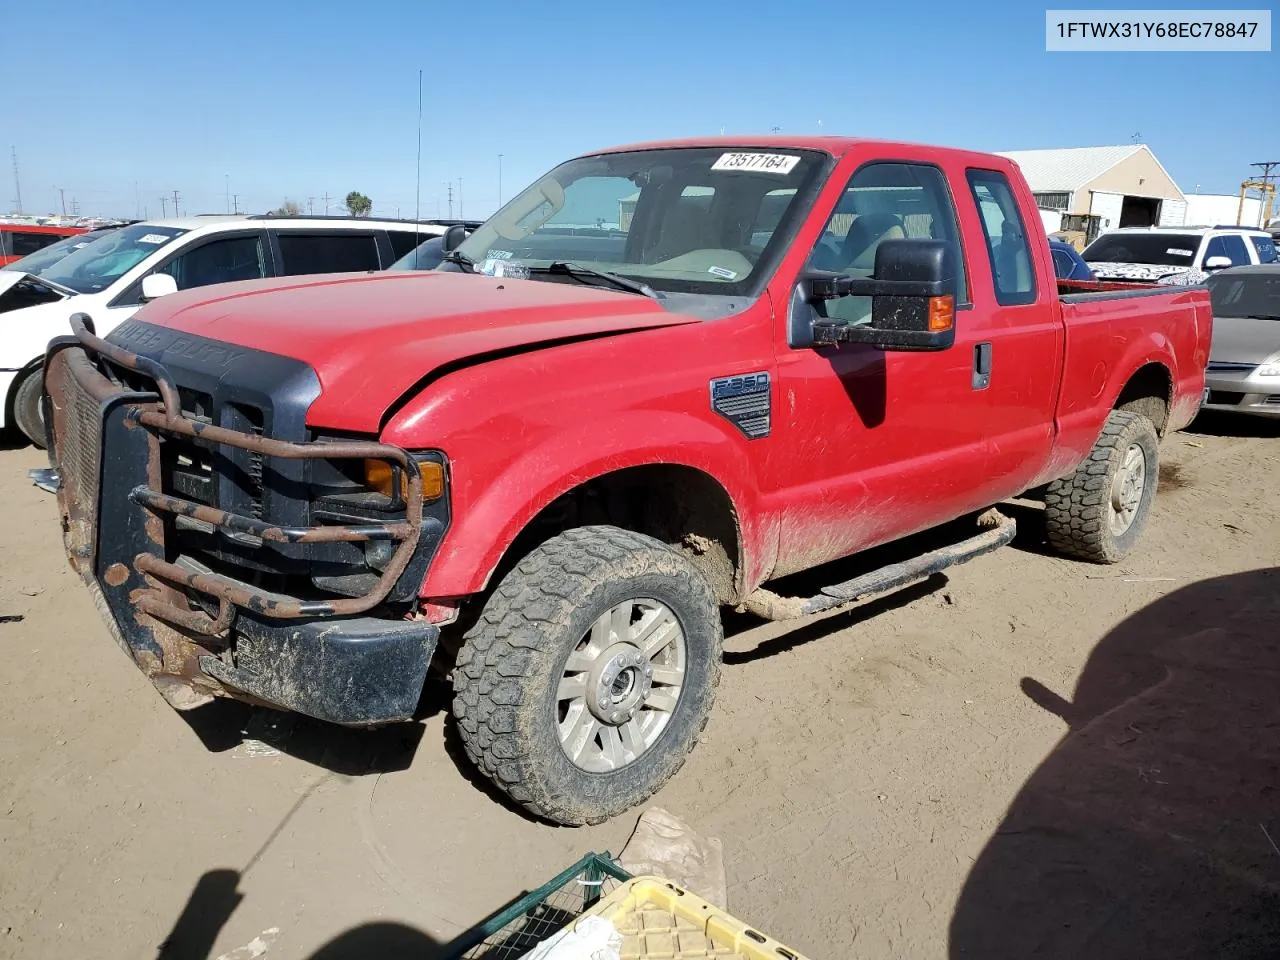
[4,0,1274,220]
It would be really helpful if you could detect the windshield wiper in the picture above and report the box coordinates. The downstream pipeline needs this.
[441,250,475,273]
[541,261,659,300]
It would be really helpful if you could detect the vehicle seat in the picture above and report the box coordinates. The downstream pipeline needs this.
[995,224,1032,293]
[649,199,718,262]
[841,212,906,273]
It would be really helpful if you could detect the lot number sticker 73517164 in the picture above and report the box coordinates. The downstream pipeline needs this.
[710,153,801,174]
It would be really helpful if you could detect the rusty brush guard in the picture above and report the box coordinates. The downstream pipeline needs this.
[46,313,425,637]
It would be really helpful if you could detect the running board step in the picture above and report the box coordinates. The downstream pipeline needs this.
[740,509,1017,621]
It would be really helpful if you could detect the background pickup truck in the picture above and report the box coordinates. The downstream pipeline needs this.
[44,136,1210,825]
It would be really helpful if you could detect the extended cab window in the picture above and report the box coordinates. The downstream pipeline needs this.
[967,170,1036,306]
[277,233,380,275]
[1205,234,1251,267]
[806,162,966,325]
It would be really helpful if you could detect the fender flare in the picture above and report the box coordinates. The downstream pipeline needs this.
[419,410,768,598]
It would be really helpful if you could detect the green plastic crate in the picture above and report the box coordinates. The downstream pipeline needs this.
[448,853,633,960]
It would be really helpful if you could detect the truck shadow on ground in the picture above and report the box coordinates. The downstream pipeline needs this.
[157,867,446,960]
[1186,410,1280,439]
[949,567,1280,959]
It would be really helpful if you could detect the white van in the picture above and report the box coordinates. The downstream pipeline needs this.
[0,215,451,445]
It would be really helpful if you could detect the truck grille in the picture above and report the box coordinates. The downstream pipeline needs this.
[56,355,105,566]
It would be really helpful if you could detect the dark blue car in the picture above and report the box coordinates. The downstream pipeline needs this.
[1050,240,1095,281]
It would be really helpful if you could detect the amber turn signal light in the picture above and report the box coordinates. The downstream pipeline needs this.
[928,295,955,333]
[364,459,445,501]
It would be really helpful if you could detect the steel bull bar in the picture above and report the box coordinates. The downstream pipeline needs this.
[43,314,440,724]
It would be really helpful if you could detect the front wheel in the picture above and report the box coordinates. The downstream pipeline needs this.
[1044,409,1159,563]
[12,367,47,449]
[451,525,722,825]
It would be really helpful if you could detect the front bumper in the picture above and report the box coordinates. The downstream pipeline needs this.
[44,315,441,725]
[1203,367,1280,419]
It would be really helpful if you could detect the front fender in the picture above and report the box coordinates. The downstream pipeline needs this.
[417,411,768,599]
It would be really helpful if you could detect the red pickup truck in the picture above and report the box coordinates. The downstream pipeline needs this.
[44,137,1210,824]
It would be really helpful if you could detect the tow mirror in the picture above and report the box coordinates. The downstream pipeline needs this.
[803,238,959,352]
[441,224,468,253]
[139,273,178,302]
[1204,255,1232,271]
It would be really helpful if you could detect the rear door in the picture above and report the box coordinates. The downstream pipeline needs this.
[960,168,1062,490]
[269,230,381,277]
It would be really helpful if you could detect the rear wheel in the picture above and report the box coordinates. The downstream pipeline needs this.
[1044,409,1158,563]
[451,525,722,825]
[12,368,47,450]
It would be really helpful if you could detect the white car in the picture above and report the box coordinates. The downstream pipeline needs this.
[1083,225,1278,284]
[0,215,452,446]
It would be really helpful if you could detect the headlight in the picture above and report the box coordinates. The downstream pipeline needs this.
[1258,363,1280,378]
[364,458,445,501]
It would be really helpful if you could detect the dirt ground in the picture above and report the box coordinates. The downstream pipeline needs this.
[2,414,1278,960]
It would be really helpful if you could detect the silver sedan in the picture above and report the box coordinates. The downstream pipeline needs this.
[1202,265,1280,418]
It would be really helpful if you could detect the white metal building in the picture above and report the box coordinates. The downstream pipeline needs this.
[996,144,1187,231]
[1183,193,1266,229]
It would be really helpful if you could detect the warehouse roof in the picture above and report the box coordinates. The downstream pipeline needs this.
[995,145,1145,193]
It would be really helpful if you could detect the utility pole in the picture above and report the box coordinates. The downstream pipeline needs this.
[446,182,454,219]
[308,196,315,215]
[322,191,331,215]
[58,187,67,217]
[160,196,168,217]
[498,154,503,207]
[172,189,180,218]
[11,146,21,213]
[232,194,240,214]
[70,197,80,216]
[225,174,230,213]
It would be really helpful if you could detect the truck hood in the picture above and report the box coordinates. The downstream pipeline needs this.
[127,271,701,432]
[1209,315,1280,364]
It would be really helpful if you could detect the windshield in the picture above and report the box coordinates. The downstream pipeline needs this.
[1207,272,1280,319]
[39,223,187,294]
[1083,232,1201,266]
[1,229,116,274]
[456,147,828,297]
[388,236,445,271]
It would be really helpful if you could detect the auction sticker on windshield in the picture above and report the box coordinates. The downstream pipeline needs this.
[711,153,801,174]
[137,234,173,244]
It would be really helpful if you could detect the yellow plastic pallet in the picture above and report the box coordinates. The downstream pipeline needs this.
[577,877,811,960]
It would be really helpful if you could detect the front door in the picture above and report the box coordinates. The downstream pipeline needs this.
[771,159,1051,578]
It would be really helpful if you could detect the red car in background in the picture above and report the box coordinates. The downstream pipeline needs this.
[0,223,88,266]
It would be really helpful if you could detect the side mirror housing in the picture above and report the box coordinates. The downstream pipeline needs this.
[804,238,959,352]
[139,273,178,302]
[1203,255,1232,271]
[441,224,468,253]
